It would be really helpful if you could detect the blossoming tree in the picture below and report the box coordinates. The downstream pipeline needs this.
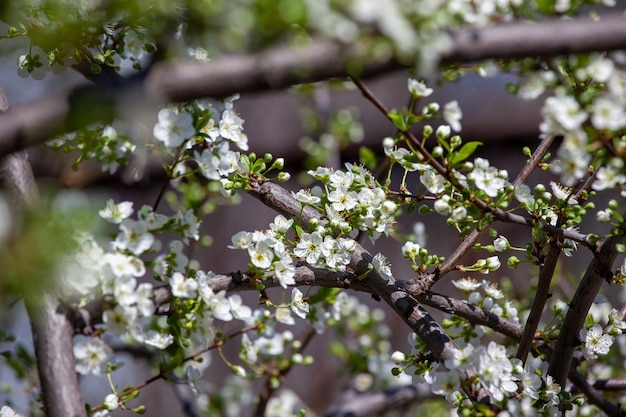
[1,1,626,416]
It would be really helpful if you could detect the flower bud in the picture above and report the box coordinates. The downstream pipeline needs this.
[451,206,467,221]
[382,137,395,150]
[434,198,451,216]
[432,146,444,158]
[493,236,509,252]
[391,351,406,364]
[436,125,451,140]
[507,256,520,269]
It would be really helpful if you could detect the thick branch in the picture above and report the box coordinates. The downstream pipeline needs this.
[28,295,87,417]
[1,15,626,156]
[0,86,86,417]
[69,266,522,345]
[547,234,624,387]
[324,384,432,417]
[442,14,626,63]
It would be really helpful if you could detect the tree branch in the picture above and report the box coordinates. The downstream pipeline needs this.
[0,14,625,157]
[516,242,560,362]
[68,265,523,344]
[324,384,433,417]
[569,368,626,417]
[547,233,624,387]
[0,85,86,417]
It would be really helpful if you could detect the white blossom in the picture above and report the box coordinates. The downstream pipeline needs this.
[290,288,309,319]
[0,406,23,417]
[407,78,433,97]
[248,240,274,269]
[371,253,392,280]
[144,331,174,349]
[74,339,114,375]
[421,169,446,194]
[453,277,481,292]
[580,324,614,359]
[443,100,463,132]
[294,232,324,265]
[99,200,133,224]
[153,108,195,148]
[170,272,198,298]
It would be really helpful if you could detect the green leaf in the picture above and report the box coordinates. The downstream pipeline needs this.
[308,287,341,304]
[388,110,407,131]
[240,154,251,171]
[120,386,140,402]
[251,159,267,174]
[358,146,377,170]
[535,0,554,13]
[437,136,451,152]
[448,141,482,166]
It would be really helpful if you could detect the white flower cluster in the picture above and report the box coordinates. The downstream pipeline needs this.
[60,200,210,375]
[418,341,560,415]
[536,54,626,191]
[153,96,248,187]
[230,165,401,289]
[453,277,518,323]
[230,215,298,288]
[466,157,510,198]
[68,211,313,391]
[303,164,399,239]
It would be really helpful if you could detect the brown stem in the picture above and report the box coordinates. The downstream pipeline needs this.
[515,241,560,362]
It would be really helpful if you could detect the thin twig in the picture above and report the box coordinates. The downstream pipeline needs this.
[437,136,557,277]
[515,242,560,362]
[569,368,626,417]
